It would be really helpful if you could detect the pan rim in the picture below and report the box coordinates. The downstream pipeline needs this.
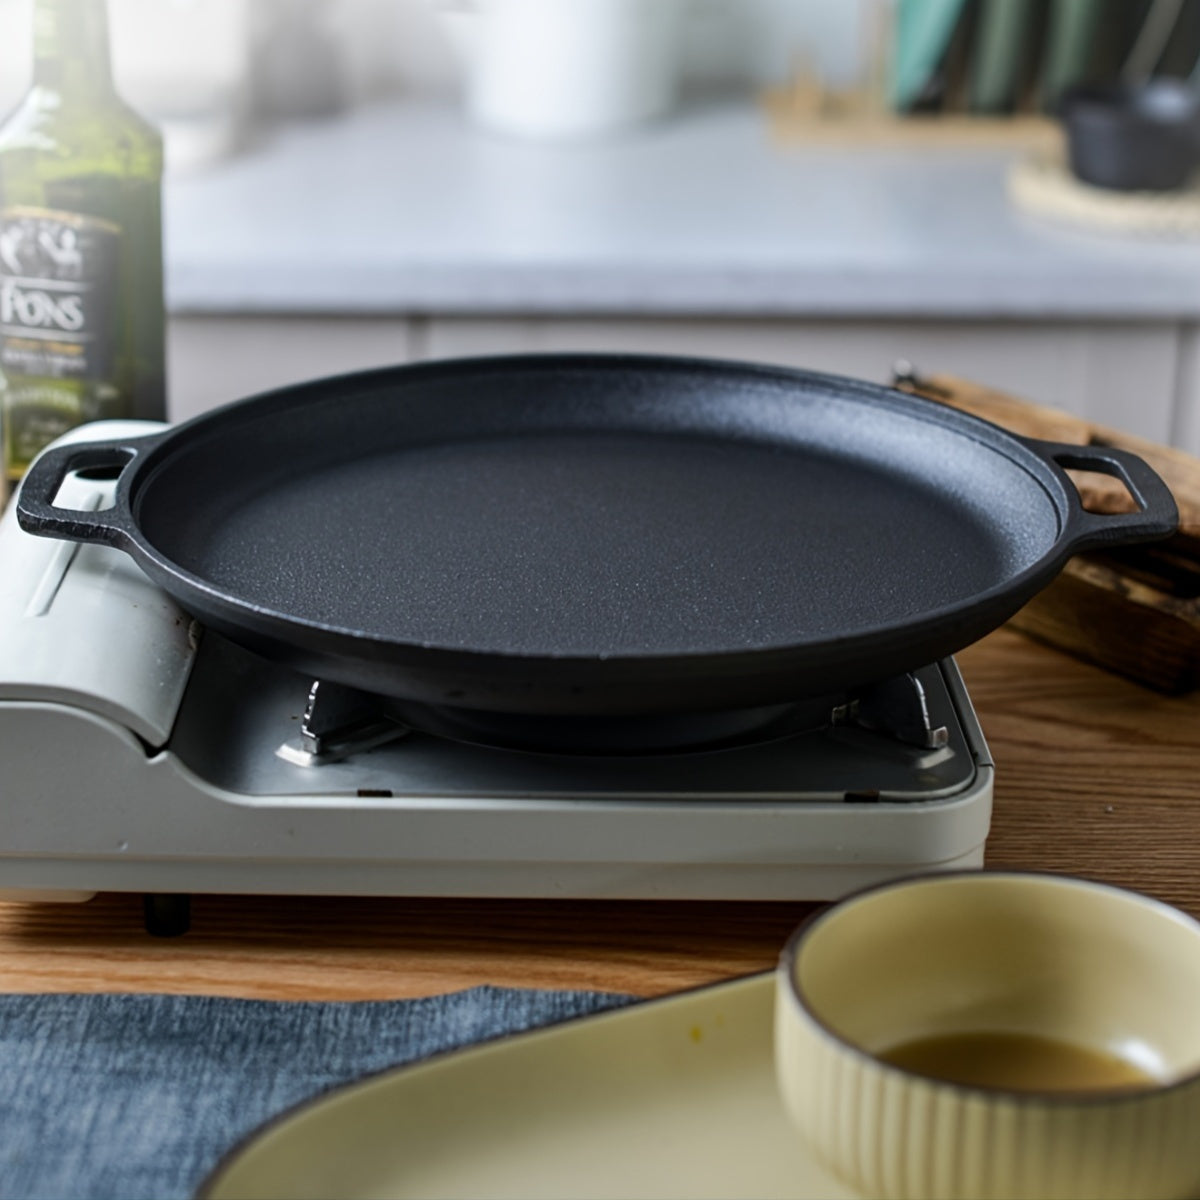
[118,352,1076,669]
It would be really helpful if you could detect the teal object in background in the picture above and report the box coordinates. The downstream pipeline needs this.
[1157,0,1200,78]
[970,0,1038,111]
[1042,0,1103,108]
[891,0,970,110]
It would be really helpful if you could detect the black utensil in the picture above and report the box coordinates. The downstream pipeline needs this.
[1062,76,1200,191]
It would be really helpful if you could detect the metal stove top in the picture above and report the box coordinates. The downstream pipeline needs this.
[0,422,993,932]
[177,634,979,804]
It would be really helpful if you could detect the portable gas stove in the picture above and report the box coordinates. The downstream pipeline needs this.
[0,423,992,933]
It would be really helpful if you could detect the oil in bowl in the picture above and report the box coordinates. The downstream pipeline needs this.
[877,1029,1158,1093]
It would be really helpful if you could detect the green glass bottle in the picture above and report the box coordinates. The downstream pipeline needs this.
[0,0,165,486]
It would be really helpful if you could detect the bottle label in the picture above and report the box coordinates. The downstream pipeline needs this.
[0,206,119,384]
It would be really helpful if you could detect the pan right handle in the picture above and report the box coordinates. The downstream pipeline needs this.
[1019,437,1179,553]
[15,434,158,550]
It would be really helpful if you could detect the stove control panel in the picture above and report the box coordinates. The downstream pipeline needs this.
[0,421,198,747]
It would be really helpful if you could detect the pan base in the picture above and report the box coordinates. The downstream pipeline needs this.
[381,694,842,755]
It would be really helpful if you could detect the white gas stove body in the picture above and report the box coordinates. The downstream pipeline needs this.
[0,422,993,906]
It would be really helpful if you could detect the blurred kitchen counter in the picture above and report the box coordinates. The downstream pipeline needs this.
[166,98,1200,319]
[163,98,1200,449]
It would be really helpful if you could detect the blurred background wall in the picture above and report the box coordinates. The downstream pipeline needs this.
[0,0,876,130]
[2,0,1199,449]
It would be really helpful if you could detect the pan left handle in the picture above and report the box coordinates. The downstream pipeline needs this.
[1019,437,1179,553]
[15,434,158,550]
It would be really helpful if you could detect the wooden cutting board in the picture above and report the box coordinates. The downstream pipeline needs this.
[899,372,1200,693]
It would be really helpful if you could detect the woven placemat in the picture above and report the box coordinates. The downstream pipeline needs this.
[1008,153,1200,237]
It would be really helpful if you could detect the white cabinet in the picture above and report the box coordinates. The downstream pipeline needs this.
[419,317,1185,443]
[167,316,415,423]
[1173,327,1200,456]
[169,313,1196,447]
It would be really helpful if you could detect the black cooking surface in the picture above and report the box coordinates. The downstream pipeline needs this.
[147,421,1044,661]
[168,430,1021,657]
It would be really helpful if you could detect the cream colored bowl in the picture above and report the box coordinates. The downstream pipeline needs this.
[775,872,1200,1200]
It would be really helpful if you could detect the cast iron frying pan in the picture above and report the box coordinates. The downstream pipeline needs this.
[16,354,1178,715]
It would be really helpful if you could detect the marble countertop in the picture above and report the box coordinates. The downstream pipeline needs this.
[164,99,1200,319]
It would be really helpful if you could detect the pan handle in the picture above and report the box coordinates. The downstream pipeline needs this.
[15,434,158,550]
[1019,437,1179,552]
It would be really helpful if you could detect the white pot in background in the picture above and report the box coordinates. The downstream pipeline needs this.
[109,0,251,173]
[438,0,686,140]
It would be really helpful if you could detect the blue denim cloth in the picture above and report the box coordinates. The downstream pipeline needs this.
[0,986,632,1200]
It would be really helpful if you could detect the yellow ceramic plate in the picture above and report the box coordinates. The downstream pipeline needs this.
[201,973,853,1200]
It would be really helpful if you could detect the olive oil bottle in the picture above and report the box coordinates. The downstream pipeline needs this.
[0,0,165,486]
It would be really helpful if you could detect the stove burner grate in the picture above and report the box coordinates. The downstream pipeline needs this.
[279,672,950,763]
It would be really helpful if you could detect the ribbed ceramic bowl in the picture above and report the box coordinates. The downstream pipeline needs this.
[775,872,1200,1200]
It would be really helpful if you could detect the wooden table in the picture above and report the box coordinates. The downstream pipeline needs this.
[1,627,1197,1001]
